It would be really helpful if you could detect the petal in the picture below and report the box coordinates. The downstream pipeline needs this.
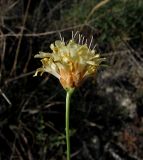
[33,67,45,76]
[34,52,52,58]
[50,43,55,51]
[55,40,65,47]
[86,61,96,65]
[45,66,60,79]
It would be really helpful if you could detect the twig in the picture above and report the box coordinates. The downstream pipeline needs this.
[0,88,12,106]
[10,0,31,75]
[0,24,82,38]
[84,0,110,25]
[5,71,35,84]
[23,38,32,73]
[0,30,6,82]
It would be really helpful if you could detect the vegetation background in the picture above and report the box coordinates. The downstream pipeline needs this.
[0,0,143,159]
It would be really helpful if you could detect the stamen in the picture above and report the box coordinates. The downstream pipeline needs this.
[78,34,81,44]
[81,36,85,44]
[62,37,65,42]
[89,36,93,49]
[59,32,63,41]
[93,43,97,50]
[72,31,74,40]
[85,39,87,44]
[73,31,79,39]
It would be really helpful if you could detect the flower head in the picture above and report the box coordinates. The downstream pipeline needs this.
[34,32,105,89]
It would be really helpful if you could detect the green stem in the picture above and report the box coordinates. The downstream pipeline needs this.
[66,88,75,160]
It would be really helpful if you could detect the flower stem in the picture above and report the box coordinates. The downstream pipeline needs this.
[66,88,75,160]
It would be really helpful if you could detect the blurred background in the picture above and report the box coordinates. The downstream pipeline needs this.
[0,0,143,159]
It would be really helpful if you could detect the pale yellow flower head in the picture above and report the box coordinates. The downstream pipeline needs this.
[34,32,105,89]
